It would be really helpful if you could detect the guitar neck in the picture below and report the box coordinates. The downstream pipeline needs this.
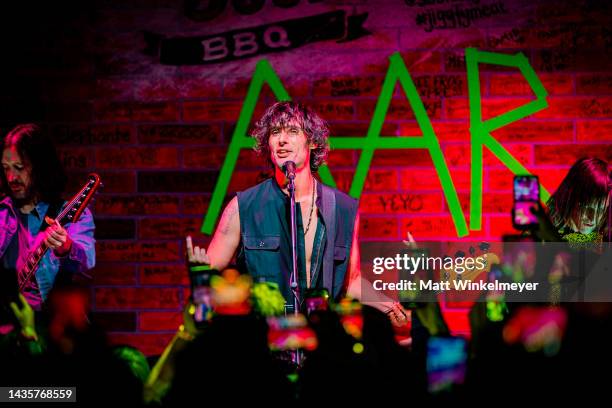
[17,173,101,292]
[19,240,51,290]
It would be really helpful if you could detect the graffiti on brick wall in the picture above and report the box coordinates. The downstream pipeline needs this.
[50,125,133,145]
[201,49,552,238]
[379,194,424,213]
[487,28,524,48]
[412,1,508,32]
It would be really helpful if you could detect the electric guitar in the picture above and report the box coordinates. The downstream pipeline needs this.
[17,173,101,291]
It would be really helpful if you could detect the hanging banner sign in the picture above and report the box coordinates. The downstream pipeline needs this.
[144,10,370,65]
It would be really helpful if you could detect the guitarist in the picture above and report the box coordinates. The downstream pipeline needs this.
[0,124,95,310]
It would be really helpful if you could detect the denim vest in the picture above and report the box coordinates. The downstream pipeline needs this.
[236,178,358,305]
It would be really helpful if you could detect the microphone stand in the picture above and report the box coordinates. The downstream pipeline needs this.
[286,173,302,366]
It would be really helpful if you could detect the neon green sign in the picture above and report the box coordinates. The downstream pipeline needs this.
[201,49,550,238]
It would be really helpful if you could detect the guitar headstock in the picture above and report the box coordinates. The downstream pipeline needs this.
[60,173,101,225]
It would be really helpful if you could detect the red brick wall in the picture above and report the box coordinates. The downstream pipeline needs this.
[1,0,611,353]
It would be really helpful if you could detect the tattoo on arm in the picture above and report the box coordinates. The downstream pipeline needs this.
[219,199,238,235]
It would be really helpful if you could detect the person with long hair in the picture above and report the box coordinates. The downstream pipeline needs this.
[536,157,611,243]
[185,102,409,325]
[0,124,95,309]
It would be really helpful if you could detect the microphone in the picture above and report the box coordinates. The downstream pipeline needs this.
[282,161,296,180]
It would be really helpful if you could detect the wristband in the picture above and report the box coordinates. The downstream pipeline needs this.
[189,265,212,273]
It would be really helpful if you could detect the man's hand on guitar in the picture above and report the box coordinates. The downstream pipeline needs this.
[185,236,210,265]
[45,219,73,257]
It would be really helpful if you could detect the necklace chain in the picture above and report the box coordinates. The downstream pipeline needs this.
[304,178,316,235]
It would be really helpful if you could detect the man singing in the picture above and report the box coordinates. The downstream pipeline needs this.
[187,102,408,325]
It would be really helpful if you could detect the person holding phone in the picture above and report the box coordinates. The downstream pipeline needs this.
[186,102,409,327]
[525,157,610,304]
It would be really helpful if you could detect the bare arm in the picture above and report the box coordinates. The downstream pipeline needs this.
[346,213,391,309]
[346,214,410,326]
[186,196,240,271]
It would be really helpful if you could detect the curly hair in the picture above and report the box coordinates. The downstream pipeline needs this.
[1,123,67,203]
[547,157,610,235]
[251,101,330,173]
